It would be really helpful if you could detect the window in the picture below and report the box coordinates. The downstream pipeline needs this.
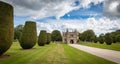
[71,34,73,37]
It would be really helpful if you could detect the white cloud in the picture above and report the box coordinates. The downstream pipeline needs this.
[36,17,120,35]
[1,0,104,19]
[79,0,104,8]
[103,0,120,18]
[1,0,119,36]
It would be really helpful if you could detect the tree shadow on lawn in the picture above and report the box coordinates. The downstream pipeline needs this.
[19,48,36,50]
[0,55,10,59]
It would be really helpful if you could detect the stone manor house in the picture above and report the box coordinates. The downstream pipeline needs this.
[62,29,79,44]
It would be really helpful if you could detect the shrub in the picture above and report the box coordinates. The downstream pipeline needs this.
[105,33,112,45]
[0,1,14,55]
[19,21,37,49]
[116,35,120,42]
[14,24,23,40]
[38,30,47,46]
[46,33,51,44]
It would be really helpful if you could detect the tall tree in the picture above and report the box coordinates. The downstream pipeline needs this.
[111,30,120,43]
[98,34,104,44]
[79,33,82,41]
[93,36,98,43]
[15,25,23,31]
[80,30,95,42]
[116,34,120,42]
[104,33,112,45]
[14,24,23,40]
[111,34,117,43]
[51,30,62,41]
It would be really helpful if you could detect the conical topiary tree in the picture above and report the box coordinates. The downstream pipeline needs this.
[46,33,51,44]
[38,30,47,46]
[0,1,14,55]
[19,21,37,49]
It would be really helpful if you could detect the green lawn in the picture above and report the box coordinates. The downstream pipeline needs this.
[79,42,120,51]
[0,42,116,64]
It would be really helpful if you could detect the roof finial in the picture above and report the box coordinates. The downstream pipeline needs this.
[66,28,68,32]
[74,29,77,32]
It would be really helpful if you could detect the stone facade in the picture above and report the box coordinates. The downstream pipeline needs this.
[62,29,79,44]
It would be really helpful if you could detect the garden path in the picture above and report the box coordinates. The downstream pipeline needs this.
[69,44,120,64]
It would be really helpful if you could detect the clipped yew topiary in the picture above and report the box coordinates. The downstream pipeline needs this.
[51,30,62,41]
[19,21,37,49]
[46,33,51,44]
[38,30,47,46]
[0,1,14,55]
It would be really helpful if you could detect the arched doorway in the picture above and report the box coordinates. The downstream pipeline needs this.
[70,40,74,44]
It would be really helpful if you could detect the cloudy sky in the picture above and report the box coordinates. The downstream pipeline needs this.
[1,0,120,35]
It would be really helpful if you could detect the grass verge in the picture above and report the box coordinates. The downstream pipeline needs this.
[79,42,120,51]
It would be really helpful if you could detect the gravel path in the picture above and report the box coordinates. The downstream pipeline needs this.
[69,44,120,64]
